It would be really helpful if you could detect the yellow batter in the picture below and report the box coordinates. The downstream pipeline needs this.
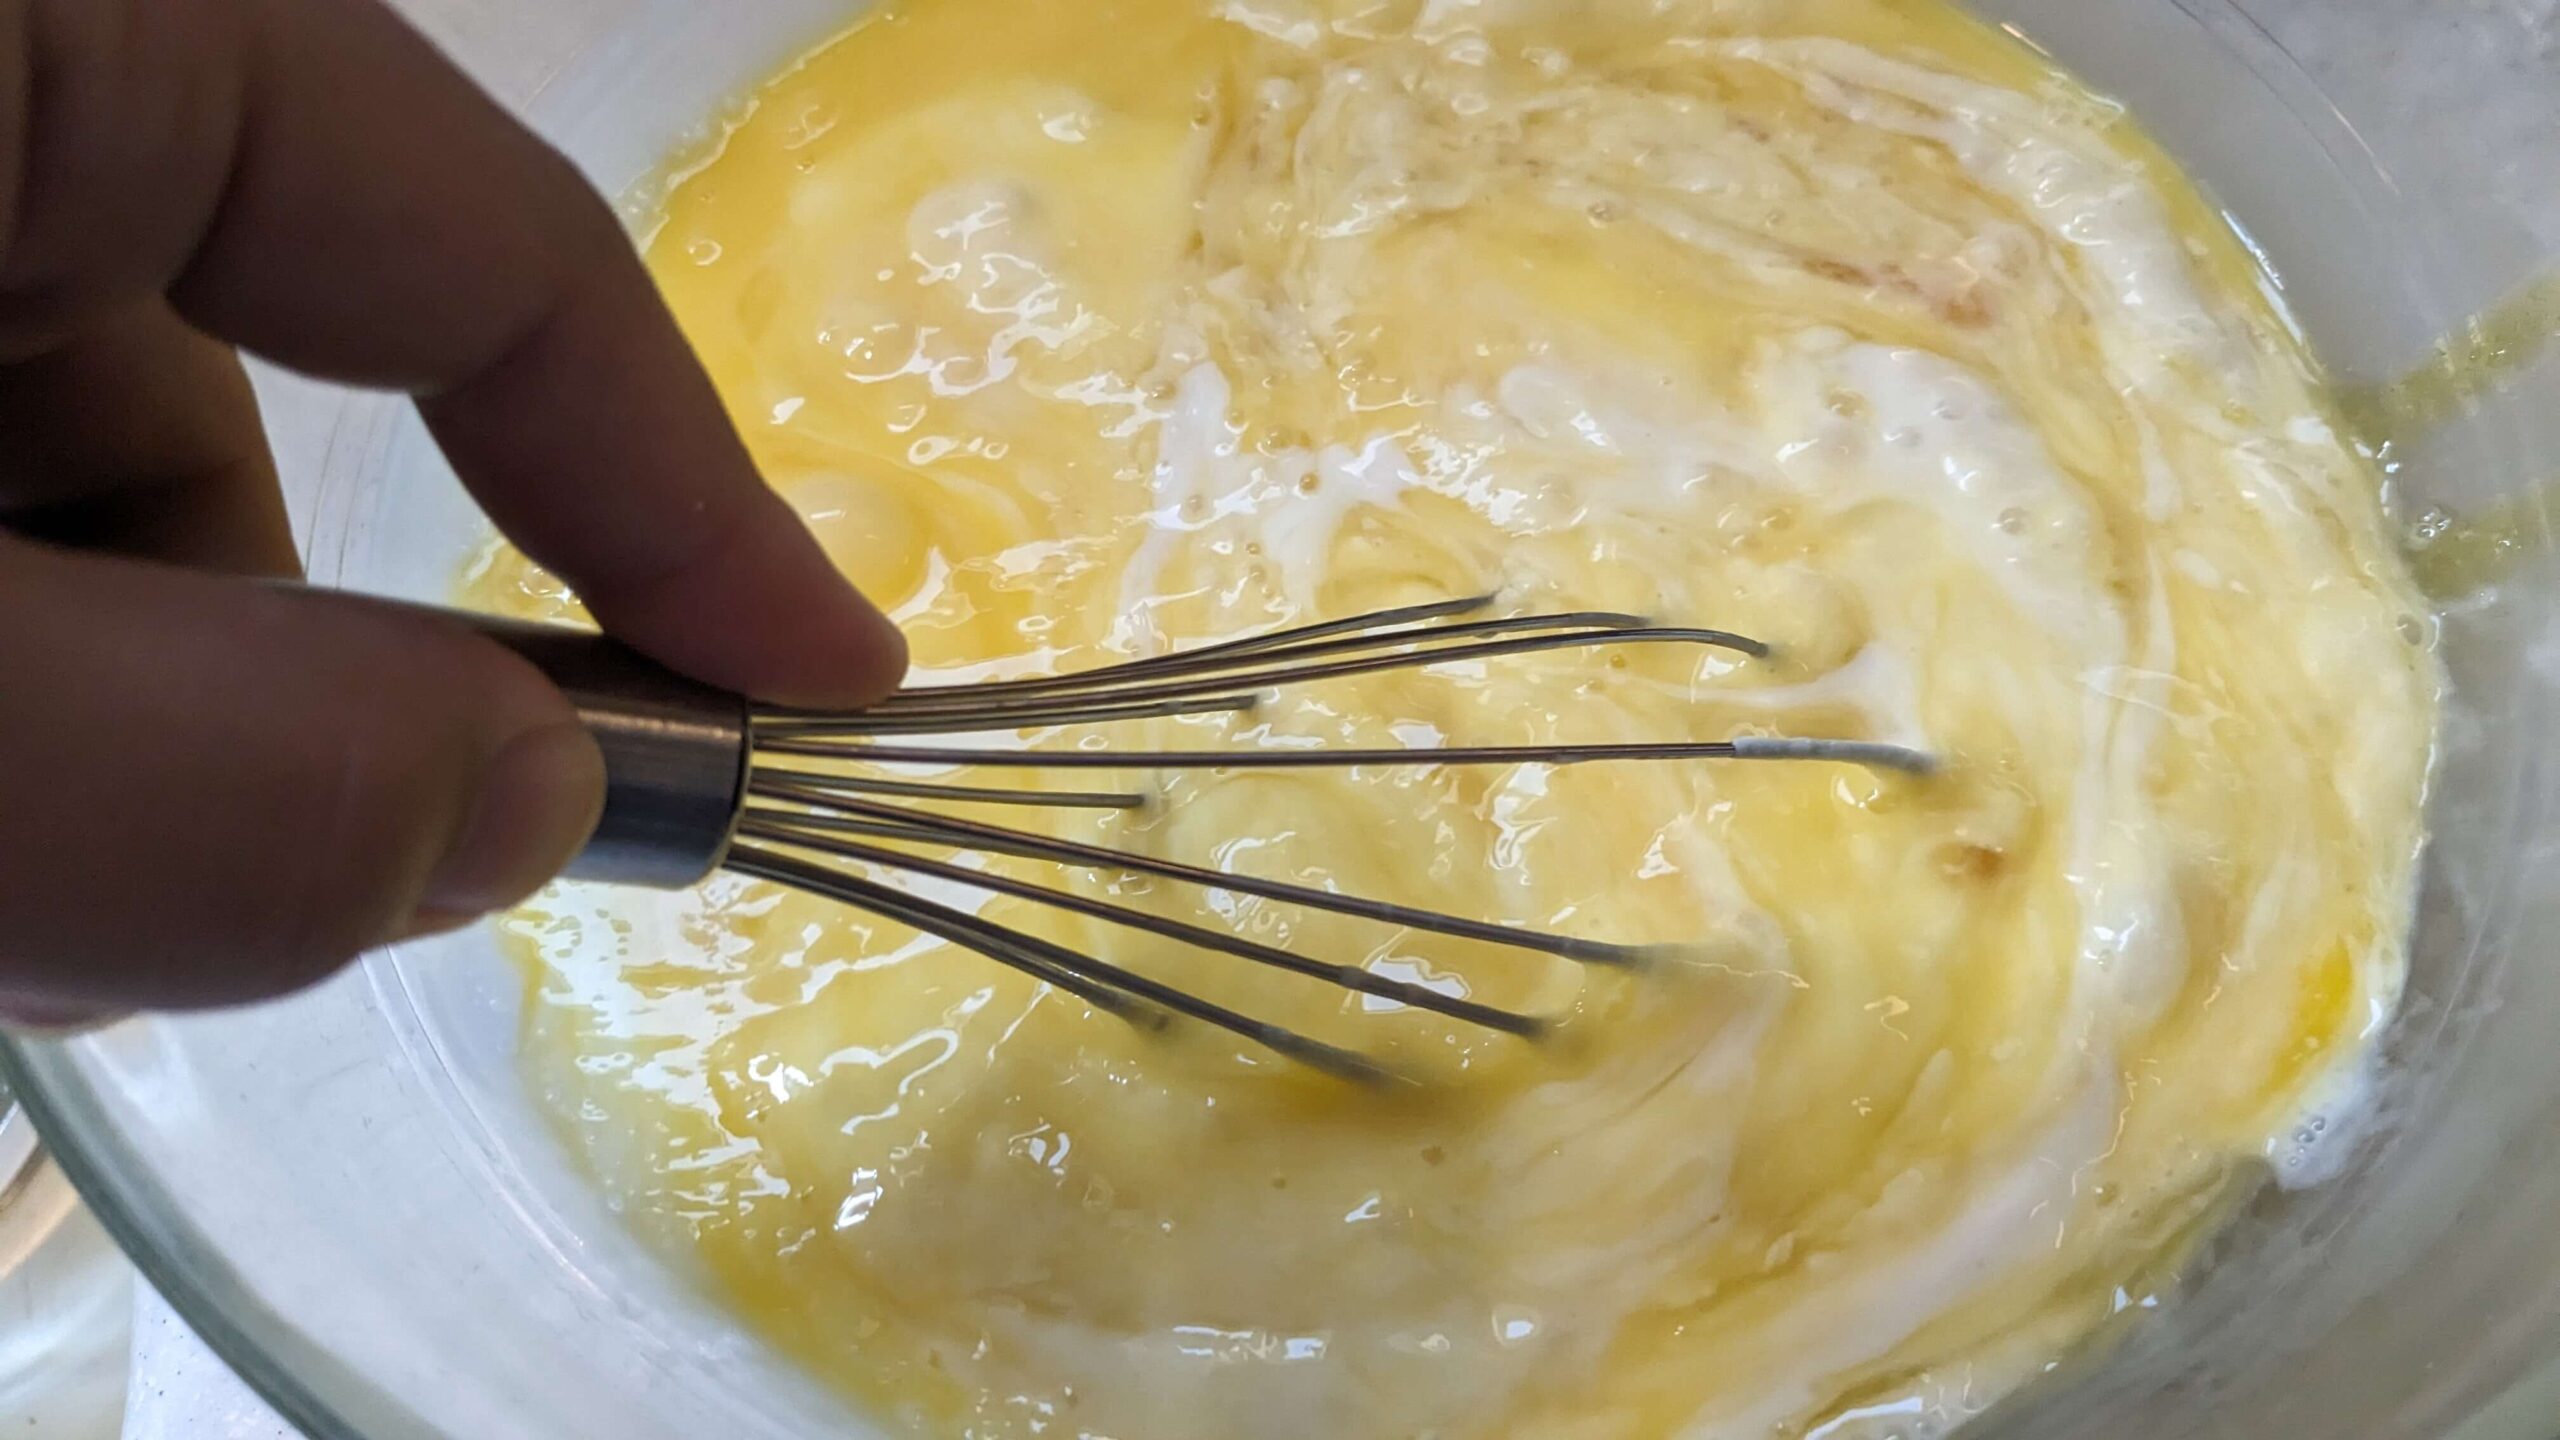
[462,0,2437,1434]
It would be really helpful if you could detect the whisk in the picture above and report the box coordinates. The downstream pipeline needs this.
[471,595,1932,1083]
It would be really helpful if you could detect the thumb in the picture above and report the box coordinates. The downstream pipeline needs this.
[0,536,605,1012]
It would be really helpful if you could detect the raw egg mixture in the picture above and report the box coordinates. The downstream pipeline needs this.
[461,0,2437,1434]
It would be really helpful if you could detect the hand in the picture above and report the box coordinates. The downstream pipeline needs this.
[0,0,906,1025]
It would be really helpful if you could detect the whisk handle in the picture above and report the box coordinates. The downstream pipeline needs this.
[465,616,750,889]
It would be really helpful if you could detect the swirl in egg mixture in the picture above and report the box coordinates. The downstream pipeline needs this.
[466,0,2436,1434]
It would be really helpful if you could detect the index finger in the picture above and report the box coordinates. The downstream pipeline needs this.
[3,0,906,706]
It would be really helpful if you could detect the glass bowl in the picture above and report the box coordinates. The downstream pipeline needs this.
[6,0,2557,1435]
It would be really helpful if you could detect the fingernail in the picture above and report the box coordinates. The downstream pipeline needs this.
[854,598,913,693]
[0,994,120,1038]
[390,907,487,945]
[420,723,607,916]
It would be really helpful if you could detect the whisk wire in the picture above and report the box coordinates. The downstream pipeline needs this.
[757,691,1262,739]
[738,815,1550,1037]
[789,593,1499,715]
[703,598,1937,1082]
[725,841,1400,1085]
[749,767,1146,811]
[756,736,1924,771]
[759,624,1765,735]
[840,606,1679,714]
[724,844,1155,1023]
[747,780,1654,967]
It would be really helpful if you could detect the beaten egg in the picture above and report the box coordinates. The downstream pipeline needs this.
[461,0,2437,1434]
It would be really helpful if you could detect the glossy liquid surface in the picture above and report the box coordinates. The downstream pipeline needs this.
[462,1,2436,1433]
